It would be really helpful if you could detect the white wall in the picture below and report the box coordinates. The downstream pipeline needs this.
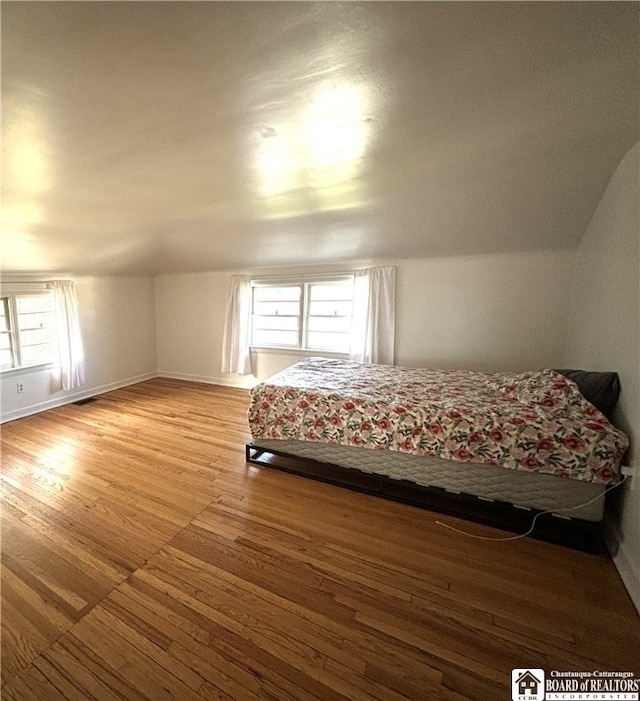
[154,250,575,389]
[565,142,640,611]
[396,250,575,372]
[1,276,157,421]
[154,271,240,385]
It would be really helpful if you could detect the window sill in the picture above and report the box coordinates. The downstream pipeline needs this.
[1,362,57,377]
[250,346,349,359]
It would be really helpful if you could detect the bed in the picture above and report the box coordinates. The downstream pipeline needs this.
[246,358,628,551]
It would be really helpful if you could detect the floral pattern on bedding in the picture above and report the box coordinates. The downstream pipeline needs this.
[247,358,629,485]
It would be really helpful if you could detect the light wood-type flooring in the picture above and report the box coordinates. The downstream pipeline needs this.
[1,378,639,700]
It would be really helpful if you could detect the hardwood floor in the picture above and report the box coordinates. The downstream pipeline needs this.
[1,378,638,700]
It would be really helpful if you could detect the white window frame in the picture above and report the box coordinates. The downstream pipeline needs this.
[0,286,58,373]
[250,274,355,354]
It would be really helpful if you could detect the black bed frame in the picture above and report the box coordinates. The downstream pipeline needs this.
[245,442,603,553]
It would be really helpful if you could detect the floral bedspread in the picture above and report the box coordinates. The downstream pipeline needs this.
[247,358,629,485]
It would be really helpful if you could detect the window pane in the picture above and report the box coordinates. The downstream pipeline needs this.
[250,278,354,351]
[14,293,56,365]
[305,280,353,352]
[308,300,353,317]
[252,329,299,347]
[21,344,56,366]
[0,348,13,369]
[18,311,55,331]
[307,316,352,333]
[253,286,301,303]
[0,300,15,368]
[16,294,53,314]
[19,328,53,347]
[251,284,302,347]
[1,292,57,372]
[254,301,300,317]
[307,331,351,352]
[308,281,353,301]
[0,298,10,332]
[253,315,298,331]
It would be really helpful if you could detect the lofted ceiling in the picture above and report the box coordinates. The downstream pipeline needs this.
[2,1,638,276]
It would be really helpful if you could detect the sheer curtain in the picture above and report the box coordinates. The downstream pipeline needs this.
[221,275,252,375]
[350,266,396,365]
[52,280,86,390]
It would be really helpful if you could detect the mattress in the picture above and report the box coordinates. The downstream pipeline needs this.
[248,358,628,485]
[252,438,605,522]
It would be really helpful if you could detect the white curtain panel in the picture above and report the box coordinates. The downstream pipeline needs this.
[52,280,86,390]
[221,275,252,375]
[351,266,396,365]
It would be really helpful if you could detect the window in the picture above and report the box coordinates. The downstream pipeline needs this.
[222,266,395,374]
[0,292,57,371]
[251,277,354,353]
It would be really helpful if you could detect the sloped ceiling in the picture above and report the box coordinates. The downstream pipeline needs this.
[2,1,638,275]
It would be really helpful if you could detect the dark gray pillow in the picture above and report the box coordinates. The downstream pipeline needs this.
[554,369,621,419]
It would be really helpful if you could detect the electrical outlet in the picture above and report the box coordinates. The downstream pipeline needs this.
[621,465,636,491]
[16,382,24,394]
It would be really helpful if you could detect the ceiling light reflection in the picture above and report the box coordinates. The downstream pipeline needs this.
[253,81,371,220]
[1,203,46,269]
[304,84,367,176]
[4,97,53,194]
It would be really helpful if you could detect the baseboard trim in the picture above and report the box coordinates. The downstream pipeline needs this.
[613,543,640,615]
[604,496,640,615]
[1,372,158,423]
[156,371,256,390]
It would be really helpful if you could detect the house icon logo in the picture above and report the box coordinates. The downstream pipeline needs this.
[512,669,545,701]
